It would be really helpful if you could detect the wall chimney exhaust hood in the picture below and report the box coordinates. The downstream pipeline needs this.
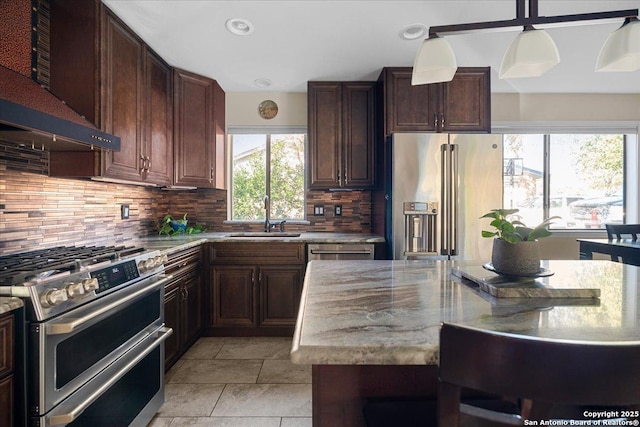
[0,0,120,152]
[0,66,120,152]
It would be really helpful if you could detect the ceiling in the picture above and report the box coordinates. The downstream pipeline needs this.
[102,0,640,94]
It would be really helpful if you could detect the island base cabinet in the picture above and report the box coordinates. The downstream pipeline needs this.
[0,312,14,427]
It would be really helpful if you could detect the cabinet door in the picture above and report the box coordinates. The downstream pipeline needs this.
[383,68,439,134]
[308,82,342,189]
[143,48,173,185]
[441,67,490,133]
[164,285,181,369]
[0,375,13,427]
[258,265,304,327]
[173,68,215,187]
[343,82,376,188]
[101,9,144,181]
[210,266,256,327]
[183,271,202,347]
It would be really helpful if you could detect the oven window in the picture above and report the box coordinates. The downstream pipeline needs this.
[67,348,161,427]
[56,291,161,389]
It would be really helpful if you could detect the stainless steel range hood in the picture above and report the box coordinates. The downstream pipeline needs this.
[0,65,120,152]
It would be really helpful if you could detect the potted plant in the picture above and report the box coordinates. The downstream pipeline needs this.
[480,209,558,275]
[158,214,204,236]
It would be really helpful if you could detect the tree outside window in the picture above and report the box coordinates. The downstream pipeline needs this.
[230,132,306,221]
[503,134,624,230]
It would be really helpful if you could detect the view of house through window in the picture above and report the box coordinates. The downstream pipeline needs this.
[503,134,625,230]
[229,131,306,221]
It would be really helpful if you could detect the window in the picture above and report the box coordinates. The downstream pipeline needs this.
[503,133,625,230]
[229,130,306,221]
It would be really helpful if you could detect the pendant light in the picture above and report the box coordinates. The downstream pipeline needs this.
[595,17,640,72]
[411,0,638,85]
[499,26,560,79]
[411,35,457,85]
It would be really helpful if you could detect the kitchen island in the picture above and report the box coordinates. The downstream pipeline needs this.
[291,259,640,427]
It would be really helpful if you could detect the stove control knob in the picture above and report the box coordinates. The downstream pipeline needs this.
[65,282,85,299]
[41,288,69,307]
[137,260,147,273]
[82,278,99,292]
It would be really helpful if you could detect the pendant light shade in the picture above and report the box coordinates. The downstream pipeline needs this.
[411,36,458,85]
[499,28,560,79]
[595,18,640,72]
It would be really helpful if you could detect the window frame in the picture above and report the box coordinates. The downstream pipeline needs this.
[227,126,308,222]
[494,121,639,235]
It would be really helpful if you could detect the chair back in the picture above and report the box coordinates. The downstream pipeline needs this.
[438,323,640,426]
[605,223,640,241]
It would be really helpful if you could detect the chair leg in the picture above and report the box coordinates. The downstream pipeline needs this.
[438,381,461,426]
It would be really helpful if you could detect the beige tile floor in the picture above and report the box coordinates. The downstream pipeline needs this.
[149,337,312,427]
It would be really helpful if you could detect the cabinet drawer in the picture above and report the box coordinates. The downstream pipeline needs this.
[209,243,305,265]
[0,314,14,378]
[165,246,201,274]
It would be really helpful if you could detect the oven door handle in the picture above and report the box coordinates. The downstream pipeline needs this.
[47,326,173,426]
[46,274,173,335]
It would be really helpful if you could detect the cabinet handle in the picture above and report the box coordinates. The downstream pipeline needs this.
[140,155,146,173]
[146,156,151,172]
[209,167,214,183]
[259,271,262,285]
[337,170,341,185]
[183,286,189,300]
[441,113,445,129]
[251,271,254,285]
[344,167,348,185]
[434,112,438,128]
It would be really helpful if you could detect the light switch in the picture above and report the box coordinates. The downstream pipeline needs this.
[335,205,342,216]
[121,204,130,220]
[314,205,324,216]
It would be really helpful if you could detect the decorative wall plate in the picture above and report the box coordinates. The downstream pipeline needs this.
[258,100,278,119]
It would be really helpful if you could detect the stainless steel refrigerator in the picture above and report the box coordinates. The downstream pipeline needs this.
[386,133,503,261]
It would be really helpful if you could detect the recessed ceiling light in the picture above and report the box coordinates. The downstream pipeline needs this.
[400,24,428,40]
[254,78,272,88]
[226,18,254,36]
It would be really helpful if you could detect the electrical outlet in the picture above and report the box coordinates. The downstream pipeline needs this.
[335,205,342,216]
[121,204,130,220]
[314,205,324,216]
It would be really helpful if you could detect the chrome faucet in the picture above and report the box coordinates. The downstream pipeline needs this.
[263,195,286,232]
[264,195,271,232]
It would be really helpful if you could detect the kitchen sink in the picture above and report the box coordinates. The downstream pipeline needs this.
[226,232,301,238]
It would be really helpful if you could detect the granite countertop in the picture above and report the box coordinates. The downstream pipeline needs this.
[0,297,24,315]
[290,259,640,366]
[137,232,384,255]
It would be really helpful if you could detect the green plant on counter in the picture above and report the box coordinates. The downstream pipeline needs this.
[480,208,559,243]
[158,214,204,236]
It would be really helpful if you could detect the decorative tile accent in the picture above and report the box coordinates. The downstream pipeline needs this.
[1,142,374,253]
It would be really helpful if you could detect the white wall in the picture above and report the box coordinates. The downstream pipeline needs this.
[226,92,307,127]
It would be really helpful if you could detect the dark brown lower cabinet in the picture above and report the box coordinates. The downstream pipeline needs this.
[0,312,14,427]
[207,243,305,336]
[163,246,203,370]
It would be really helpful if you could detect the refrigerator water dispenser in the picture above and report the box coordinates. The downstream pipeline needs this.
[403,202,438,257]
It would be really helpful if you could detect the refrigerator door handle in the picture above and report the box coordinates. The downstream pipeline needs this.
[441,143,459,257]
[450,144,459,256]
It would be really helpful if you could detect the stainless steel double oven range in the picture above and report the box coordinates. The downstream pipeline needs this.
[0,245,173,427]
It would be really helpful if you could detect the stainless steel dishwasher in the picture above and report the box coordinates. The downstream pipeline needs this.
[307,243,375,260]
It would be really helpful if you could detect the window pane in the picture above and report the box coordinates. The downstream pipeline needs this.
[270,134,305,220]
[550,134,623,229]
[231,134,267,220]
[503,134,544,228]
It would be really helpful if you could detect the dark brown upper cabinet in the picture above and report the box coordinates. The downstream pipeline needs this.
[308,81,377,190]
[173,68,225,189]
[48,2,173,185]
[378,67,491,135]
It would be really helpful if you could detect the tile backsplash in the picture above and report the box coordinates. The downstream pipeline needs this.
[0,142,373,254]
